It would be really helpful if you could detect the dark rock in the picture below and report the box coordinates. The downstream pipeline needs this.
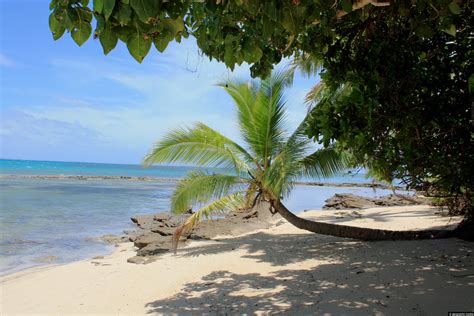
[95,234,129,244]
[153,212,172,222]
[127,256,147,264]
[137,244,171,256]
[122,202,279,260]
[151,226,176,236]
[136,238,187,256]
[130,215,156,229]
[323,193,427,210]
[133,233,170,249]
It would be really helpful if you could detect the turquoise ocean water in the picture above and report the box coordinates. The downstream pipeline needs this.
[0,159,392,275]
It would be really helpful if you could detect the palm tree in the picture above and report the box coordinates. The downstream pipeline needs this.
[143,73,454,243]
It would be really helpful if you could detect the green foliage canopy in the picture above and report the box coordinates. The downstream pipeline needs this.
[302,4,473,206]
[49,0,465,77]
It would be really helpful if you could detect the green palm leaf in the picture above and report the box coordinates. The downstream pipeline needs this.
[261,144,302,199]
[300,147,351,179]
[143,122,252,173]
[219,72,289,168]
[172,191,247,247]
[171,171,244,214]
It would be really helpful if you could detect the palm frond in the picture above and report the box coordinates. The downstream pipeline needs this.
[256,71,289,167]
[286,53,323,86]
[299,147,352,179]
[143,122,253,173]
[261,113,314,199]
[261,144,304,200]
[219,73,289,167]
[171,171,244,214]
[294,53,323,78]
[304,81,326,108]
[218,80,261,159]
[172,191,247,248]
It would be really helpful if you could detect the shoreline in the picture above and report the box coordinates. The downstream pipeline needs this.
[1,205,471,315]
[0,174,404,190]
[0,193,426,277]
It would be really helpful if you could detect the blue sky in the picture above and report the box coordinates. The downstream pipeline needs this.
[0,0,318,164]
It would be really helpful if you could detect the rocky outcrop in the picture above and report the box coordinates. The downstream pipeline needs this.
[99,202,278,264]
[101,194,427,263]
[322,193,428,210]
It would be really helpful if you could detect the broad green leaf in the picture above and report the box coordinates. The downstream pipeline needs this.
[130,0,159,23]
[66,8,80,28]
[162,17,184,37]
[116,3,132,25]
[264,2,277,21]
[468,74,474,93]
[71,23,92,46]
[116,25,133,42]
[94,0,104,13]
[415,25,434,38]
[99,26,118,54]
[448,2,461,14]
[82,8,93,23]
[80,0,89,6]
[224,35,236,69]
[243,40,263,63]
[53,26,66,40]
[121,0,129,3]
[49,13,61,33]
[262,17,273,38]
[95,13,106,32]
[443,24,456,36]
[281,7,296,33]
[148,23,163,34]
[153,37,170,52]
[224,46,235,70]
[103,0,116,20]
[342,0,352,13]
[49,0,60,10]
[127,30,152,62]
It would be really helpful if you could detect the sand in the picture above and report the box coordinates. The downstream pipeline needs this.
[1,205,473,315]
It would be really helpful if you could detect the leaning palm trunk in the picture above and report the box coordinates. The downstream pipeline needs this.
[270,199,455,240]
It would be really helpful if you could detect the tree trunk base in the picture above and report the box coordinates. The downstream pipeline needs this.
[272,199,461,241]
[454,216,474,241]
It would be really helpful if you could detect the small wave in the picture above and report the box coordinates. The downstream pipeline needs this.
[0,239,46,246]
[0,174,181,183]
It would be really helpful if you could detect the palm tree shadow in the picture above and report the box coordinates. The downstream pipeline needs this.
[177,232,354,265]
[145,232,474,314]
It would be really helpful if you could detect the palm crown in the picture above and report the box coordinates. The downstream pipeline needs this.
[143,72,349,239]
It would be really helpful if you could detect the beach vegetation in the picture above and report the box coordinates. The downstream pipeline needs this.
[143,73,456,243]
[288,8,473,217]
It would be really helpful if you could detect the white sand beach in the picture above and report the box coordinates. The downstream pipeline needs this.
[1,205,473,315]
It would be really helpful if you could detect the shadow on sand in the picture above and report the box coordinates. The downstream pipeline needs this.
[145,231,474,315]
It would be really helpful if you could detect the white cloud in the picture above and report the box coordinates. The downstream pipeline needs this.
[4,38,319,163]
[0,54,16,68]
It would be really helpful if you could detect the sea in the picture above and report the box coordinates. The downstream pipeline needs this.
[0,159,394,276]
